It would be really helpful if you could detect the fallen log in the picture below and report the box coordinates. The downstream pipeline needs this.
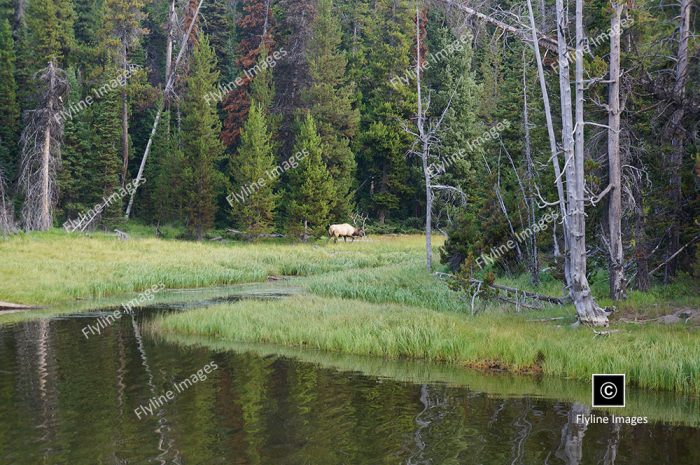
[593,329,622,337]
[226,228,285,239]
[0,301,43,311]
[469,278,569,305]
[114,229,129,240]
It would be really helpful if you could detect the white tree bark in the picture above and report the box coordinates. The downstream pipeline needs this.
[526,0,570,283]
[522,55,539,284]
[607,1,625,300]
[165,0,176,81]
[416,4,432,272]
[556,0,608,325]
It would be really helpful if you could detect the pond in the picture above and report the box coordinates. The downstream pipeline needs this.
[1,287,698,465]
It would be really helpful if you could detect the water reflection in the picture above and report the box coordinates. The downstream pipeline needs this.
[0,305,699,465]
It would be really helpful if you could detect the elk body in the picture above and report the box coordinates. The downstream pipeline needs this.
[328,213,368,243]
[328,223,364,243]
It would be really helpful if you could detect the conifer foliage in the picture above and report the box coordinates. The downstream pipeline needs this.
[181,36,225,240]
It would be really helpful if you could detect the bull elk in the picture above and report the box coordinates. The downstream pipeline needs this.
[328,213,368,243]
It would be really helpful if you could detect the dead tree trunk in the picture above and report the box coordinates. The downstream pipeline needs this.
[632,164,651,290]
[522,54,539,285]
[121,59,129,188]
[526,0,570,283]
[556,0,608,325]
[165,0,176,82]
[664,0,691,280]
[607,2,625,300]
[18,61,69,231]
[416,5,433,272]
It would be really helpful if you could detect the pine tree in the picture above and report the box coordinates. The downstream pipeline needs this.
[0,0,12,25]
[73,0,100,45]
[88,69,123,225]
[0,19,19,179]
[355,0,417,224]
[201,0,235,65]
[99,0,148,187]
[24,0,76,68]
[57,67,93,219]
[229,101,278,235]
[181,36,225,240]
[149,111,185,225]
[249,46,276,113]
[304,0,359,220]
[274,0,314,157]
[285,112,335,239]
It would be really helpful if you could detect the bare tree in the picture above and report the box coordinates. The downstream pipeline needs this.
[164,0,177,82]
[521,54,539,284]
[555,0,609,325]
[607,0,626,300]
[405,3,454,272]
[18,61,69,231]
[526,0,570,283]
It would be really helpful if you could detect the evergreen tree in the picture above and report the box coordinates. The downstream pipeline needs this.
[99,0,147,187]
[355,0,417,224]
[57,67,94,219]
[304,0,359,220]
[0,19,19,178]
[229,101,278,235]
[181,36,225,239]
[0,0,12,25]
[249,46,276,113]
[73,0,100,45]
[286,112,335,239]
[149,111,186,225]
[201,0,235,65]
[24,0,76,68]
[274,0,314,157]
[89,69,123,225]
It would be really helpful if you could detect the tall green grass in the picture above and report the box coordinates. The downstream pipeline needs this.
[153,294,700,394]
[301,258,469,312]
[157,333,700,426]
[0,230,434,304]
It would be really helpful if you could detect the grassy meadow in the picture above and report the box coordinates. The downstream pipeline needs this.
[3,229,700,393]
[0,229,423,305]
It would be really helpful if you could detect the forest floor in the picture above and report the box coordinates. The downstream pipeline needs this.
[2,229,699,392]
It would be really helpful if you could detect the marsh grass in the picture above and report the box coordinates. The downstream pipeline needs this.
[153,294,700,394]
[5,230,700,395]
[157,332,700,426]
[301,257,468,312]
[0,231,430,305]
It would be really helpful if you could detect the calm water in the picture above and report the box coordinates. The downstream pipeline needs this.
[1,291,699,465]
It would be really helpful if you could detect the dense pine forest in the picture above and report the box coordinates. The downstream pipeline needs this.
[0,0,697,325]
